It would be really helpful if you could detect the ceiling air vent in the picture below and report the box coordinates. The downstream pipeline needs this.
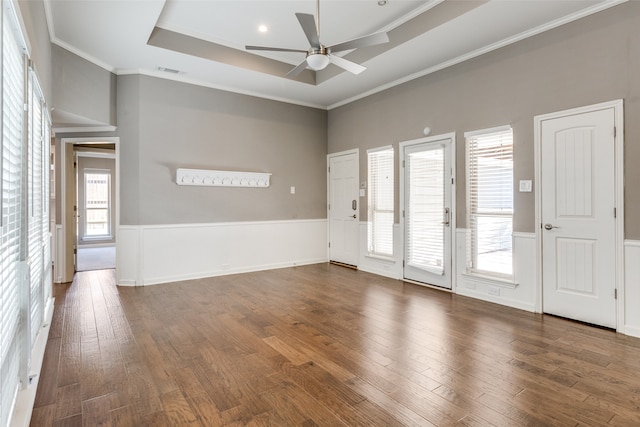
[156,66,182,74]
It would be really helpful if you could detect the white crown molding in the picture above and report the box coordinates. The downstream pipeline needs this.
[328,0,628,109]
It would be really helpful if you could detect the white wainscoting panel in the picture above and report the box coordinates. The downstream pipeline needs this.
[623,240,640,338]
[117,226,140,286]
[455,229,537,312]
[358,223,403,279]
[117,220,327,286]
[54,225,64,283]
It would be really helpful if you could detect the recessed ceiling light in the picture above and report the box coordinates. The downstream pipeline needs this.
[258,25,268,33]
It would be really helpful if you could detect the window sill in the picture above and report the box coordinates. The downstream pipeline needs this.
[461,272,518,289]
[365,254,396,263]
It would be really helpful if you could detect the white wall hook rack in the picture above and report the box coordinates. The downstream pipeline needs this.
[176,168,271,188]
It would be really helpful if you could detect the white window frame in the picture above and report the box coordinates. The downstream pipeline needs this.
[83,168,112,240]
[465,125,514,279]
[367,145,394,258]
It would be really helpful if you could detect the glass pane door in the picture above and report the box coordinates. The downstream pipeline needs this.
[403,138,452,288]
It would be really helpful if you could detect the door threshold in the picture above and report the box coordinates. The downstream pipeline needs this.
[402,278,452,293]
[329,261,358,270]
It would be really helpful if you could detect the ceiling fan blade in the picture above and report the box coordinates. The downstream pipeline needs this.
[245,45,308,53]
[295,13,320,48]
[328,32,389,53]
[286,59,309,77]
[329,55,366,75]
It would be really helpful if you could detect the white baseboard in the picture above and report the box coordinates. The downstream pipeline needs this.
[623,240,640,338]
[118,219,328,286]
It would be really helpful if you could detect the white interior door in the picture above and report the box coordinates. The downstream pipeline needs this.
[403,137,453,289]
[541,107,617,328]
[328,151,359,266]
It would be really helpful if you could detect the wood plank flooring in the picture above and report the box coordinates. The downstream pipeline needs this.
[31,264,640,426]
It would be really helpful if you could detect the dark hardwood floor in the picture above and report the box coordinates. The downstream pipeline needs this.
[30,264,640,426]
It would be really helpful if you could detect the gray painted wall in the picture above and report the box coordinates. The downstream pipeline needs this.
[52,45,117,127]
[17,0,52,103]
[328,1,640,237]
[118,75,328,225]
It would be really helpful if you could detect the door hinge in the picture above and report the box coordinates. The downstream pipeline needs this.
[328,242,331,248]
[328,166,330,173]
[402,260,405,267]
[614,288,618,299]
[451,177,454,184]
[402,160,405,168]
[402,210,405,218]
[614,207,617,218]
[614,127,617,138]
[328,203,330,210]
[73,248,77,255]
[73,205,77,212]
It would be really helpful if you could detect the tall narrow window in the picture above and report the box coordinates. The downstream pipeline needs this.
[84,170,111,238]
[367,146,394,257]
[466,126,513,278]
[1,4,26,426]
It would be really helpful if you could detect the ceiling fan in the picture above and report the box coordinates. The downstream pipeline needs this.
[245,0,390,77]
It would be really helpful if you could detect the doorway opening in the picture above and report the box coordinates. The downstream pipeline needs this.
[76,148,116,271]
[57,137,120,282]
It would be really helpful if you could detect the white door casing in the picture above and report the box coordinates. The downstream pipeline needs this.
[328,150,359,266]
[537,102,623,329]
[59,137,120,283]
[401,134,455,289]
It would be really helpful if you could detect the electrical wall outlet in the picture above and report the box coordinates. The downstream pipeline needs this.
[488,286,500,296]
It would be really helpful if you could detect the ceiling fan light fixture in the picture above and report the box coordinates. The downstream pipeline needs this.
[306,53,330,71]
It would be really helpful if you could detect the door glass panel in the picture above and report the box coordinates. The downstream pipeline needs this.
[407,146,444,275]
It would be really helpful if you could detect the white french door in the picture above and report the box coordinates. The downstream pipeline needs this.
[402,135,454,289]
[328,150,359,267]
[538,102,621,328]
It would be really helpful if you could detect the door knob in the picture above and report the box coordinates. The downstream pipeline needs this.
[544,223,559,230]
[351,214,357,219]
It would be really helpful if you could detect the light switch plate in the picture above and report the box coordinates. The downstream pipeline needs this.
[519,180,532,192]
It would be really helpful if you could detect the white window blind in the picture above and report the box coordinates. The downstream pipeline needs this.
[466,126,513,277]
[28,68,44,346]
[367,146,394,257]
[406,146,445,274]
[1,3,26,425]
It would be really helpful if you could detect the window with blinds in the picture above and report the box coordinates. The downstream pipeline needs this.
[1,3,52,425]
[1,3,26,425]
[28,69,45,347]
[367,147,394,257]
[84,170,111,237]
[466,126,513,278]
